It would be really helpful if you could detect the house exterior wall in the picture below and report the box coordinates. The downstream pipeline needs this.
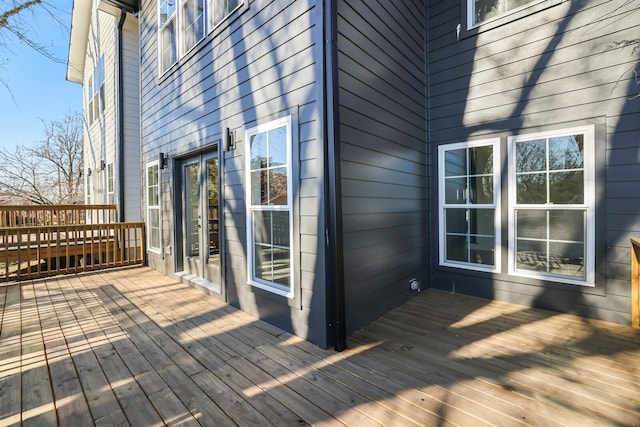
[336,0,428,334]
[426,0,640,323]
[139,0,329,346]
[79,3,141,222]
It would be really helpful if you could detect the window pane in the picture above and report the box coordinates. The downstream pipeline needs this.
[250,170,267,205]
[268,167,288,205]
[516,173,546,204]
[516,209,546,240]
[150,209,160,249]
[446,208,467,234]
[469,176,493,204]
[549,210,584,242]
[272,247,290,287]
[474,0,536,25]
[516,239,546,272]
[469,208,494,236]
[250,133,268,169]
[469,145,493,175]
[182,0,204,54]
[470,236,494,266]
[254,243,272,282]
[549,242,584,278]
[445,149,466,177]
[271,212,290,247]
[160,0,176,23]
[516,139,546,172]
[549,135,584,170]
[211,0,240,27]
[253,211,272,245]
[161,20,177,72]
[549,171,583,204]
[268,126,287,167]
[446,235,467,262]
[445,177,467,204]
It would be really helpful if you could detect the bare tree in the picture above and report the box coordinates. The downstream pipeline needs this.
[0,112,83,205]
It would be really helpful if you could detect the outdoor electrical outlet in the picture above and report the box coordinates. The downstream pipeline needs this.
[409,278,420,292]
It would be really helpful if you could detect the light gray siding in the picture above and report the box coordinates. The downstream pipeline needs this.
[121,16,141,222]
[139,0,328,346]
[427,0,640,324]
[337,0,428,333]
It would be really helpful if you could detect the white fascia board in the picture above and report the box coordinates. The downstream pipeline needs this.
[66,0,92,83]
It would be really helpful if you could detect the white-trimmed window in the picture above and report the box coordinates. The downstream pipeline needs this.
[508,126,595,285]
[209,0,241,30]
[438,140,500,272]
[180,0,204,56]
[87,56,105,126]
[159,0,177,74]
[147,162,161,253]
[158,0,243,75]
[245,116,293,297]
[469,0,540,27]
[107,163,114,204]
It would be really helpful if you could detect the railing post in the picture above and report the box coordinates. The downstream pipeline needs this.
[632,238,640,329]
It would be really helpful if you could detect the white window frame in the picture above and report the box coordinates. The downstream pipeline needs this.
[159,0,178,74]
[467,0,545,29]
[107,163,114,204]
[507,125,595,286]
[146,161,162,254]
[245,116,294,298]
[179,0,205,57]
[87,56,105,126]
[438,139,501,273]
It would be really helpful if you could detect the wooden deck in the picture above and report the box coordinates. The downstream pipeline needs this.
[1,267,639,426]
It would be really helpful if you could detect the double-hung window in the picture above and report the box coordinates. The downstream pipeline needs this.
[438,140,500,271]
[147,162,161,253]
[246,116,294,297]
[209,0,241,29]
[87,56,105,126]
[508,126,595,285]
[159,0,177,74]
[180,0,204,56]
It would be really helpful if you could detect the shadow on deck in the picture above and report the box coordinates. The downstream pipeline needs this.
[1,267,639,426]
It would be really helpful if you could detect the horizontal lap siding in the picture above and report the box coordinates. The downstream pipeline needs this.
[139,0,327,346]
[337,0,428,334]
[427,0,640,324]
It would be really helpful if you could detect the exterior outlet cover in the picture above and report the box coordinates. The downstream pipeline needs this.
[410,278,420,291]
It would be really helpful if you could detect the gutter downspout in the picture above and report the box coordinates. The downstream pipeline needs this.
[324,0,346,352]
[117,8,127,222]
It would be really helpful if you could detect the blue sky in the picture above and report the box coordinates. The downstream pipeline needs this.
[0,1,81,151]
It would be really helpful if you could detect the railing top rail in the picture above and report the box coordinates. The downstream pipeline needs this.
[0,221,145,233]
[0,204,117,210]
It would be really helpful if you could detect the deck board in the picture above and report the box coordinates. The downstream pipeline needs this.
[1,267,640,426]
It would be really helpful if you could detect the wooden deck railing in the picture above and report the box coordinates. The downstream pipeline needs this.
[632,238,640,328]
[0,222,145,282]
[0,204,118,227]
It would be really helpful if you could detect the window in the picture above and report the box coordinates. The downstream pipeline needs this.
[180,0,204,56]
[209,0,241,29]
[438,140,500,272]
[159,0,177,74]
[107,163,114,204]
[147,162,161,253]
[469,0,540,27]
[158,0,243,75]
[508,126,594,285]
[246,116,293,297]
[87,56,105,126]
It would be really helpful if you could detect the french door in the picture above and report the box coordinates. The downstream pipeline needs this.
[181,150,221,293]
